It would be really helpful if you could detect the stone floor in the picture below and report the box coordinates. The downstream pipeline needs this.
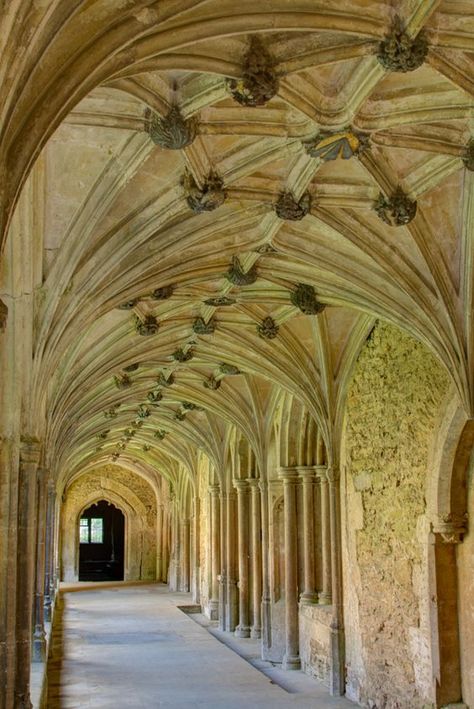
[46,583,356,708]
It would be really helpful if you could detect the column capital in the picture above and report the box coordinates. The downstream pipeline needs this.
[296,466,316,482]
[233,478,249,492]
[247,477,260,489]
[20,436,41,465]
[432,512,468,544]
[326,466,340,483]
[208,484,220,495]
[278,466,299,483]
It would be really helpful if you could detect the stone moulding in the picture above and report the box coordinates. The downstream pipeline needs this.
[377,16,428,73]
[227,35,279,107]
[226,256,258,286]
[204,296,236,307]
[193,317,216,335]
[151,285,174,300]
[172,347,194,362]
[257,316,279,339]
[146,106,198,150]
[182,170,227,213]
[204,375,221,390]
[290,284,326,315]
[374,188,417,226]
[114,373,131,390]
[135,314,159,336]
[274,191,311,221]
[303,130,370,161]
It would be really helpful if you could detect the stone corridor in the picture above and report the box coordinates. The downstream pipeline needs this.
[46,584,354,709]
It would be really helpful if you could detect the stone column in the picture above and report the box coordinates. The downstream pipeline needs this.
[44,478,57,620]
[328,467,344,696]
[156,503,163,581]
[181,519,190,592]
[248,478,262,639]
[192,495,200,603]
[298,467,318,604]
[234,479,250,638]
[319,474,332,604]
[279,467,301,670]
[218,491,227,630]
[208,485,220,619]
[33,468,48,662]
[161,506,169,583]
[226,491,238,632]
[15,436,41,709]
[259,479,272,654]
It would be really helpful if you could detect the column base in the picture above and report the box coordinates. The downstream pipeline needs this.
[208,599,219,620]
[235,625,250,638]
[251,626,261,639]
[14,693,33,709]
[318,592,332,605]
[32,630,46,662]
[300,591,318,605]
[283,653,301,671]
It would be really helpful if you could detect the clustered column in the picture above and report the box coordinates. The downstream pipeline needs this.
[248,478,262,639]
[33,467,48,662]
[208,484,220,619]
[298,467,318,605]
[234,479,250,638]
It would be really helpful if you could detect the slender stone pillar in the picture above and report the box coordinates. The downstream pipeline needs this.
[298,467,318,604]
[208,485,220,619]
[43,478,55,622]
[248,478,262,639]
[319,474,332,604]
[328,467,344,696]
[234,480,250,638]
[259,479,272,654]
[279,467,301,670]
[33,468,47,662]
[161,506,169,583]
[226,491,238,632]
[15,436,41,708]
[181,519,190,592]
[192,495,200,603]
[218,491,227,630]
[156,503,163,581]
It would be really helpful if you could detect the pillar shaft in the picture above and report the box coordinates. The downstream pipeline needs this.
[319,477,332,604]
[298,468,318,604]
[279,468,301,670]
[15,437,41,709]
[43,480,55,622]
[248,479,262,639]
[226,492,238,632]
[218,492,227,630]
[156,504,163,582]
[234,480,250,638]
[208,485,220,619]
[33,468,47,662]
[259,480,272,654]
[328,469,344,696]
[181,519,190,592]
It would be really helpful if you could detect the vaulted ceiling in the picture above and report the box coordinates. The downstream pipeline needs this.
[2,0,473,487]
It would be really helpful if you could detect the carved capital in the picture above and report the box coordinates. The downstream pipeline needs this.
[433,512,468,544]
[374,188,417,226]
[377,17,428,73]
[227,36,279,107]
[278,466,299,483]
[208,484,220,496]
[233,478,250,492]
[274,190,311,220]
[147,106,198,149]
[20,436,41,466]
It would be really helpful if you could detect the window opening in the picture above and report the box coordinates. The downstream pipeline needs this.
[79,517,104,544]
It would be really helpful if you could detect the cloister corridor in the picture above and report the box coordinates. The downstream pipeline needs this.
[44,583,354,709]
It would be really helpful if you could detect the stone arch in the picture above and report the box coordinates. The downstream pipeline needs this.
[60,466,158,583]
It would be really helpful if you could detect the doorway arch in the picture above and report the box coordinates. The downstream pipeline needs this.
[79,500,125,581]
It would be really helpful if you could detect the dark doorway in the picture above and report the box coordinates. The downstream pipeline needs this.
[79,500,125,581]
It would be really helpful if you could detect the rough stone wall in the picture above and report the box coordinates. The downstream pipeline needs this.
[458,450,474,706]
[342,322,449,709]
[299,605,331,686]
[61,464,158,581]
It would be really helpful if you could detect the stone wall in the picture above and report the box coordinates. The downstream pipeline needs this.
[458,450,474,706]
[342,322,449,708]
[61,464,158,582]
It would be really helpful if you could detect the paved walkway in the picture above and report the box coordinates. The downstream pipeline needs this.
[47,583,355,709]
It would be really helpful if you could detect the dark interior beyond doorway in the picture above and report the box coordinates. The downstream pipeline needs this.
[79,500,124,581]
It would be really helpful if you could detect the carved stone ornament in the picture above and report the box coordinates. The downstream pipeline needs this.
[193,317,216,335]
[182,170,226,213]
[157,372,175,387]
[118,299,139,310]
[132,418,144,428]
[147,106,198,150]
[111,453,120,461]
[226,256,258,286]
[143,444,151,452]
[172,347,194,362]
[204,296,236,307]
[290,283,326,315]
[227,35,279,107]
[204,375,221,390]
[151,285,174,300]
[219,363,241,376]
[147,390,163,404]
[175,410,187,421]
[117,441,126,451]
[114,373,131,390]
[104,408,118,420]
[154,429,166,440]
[374,188,417,226]
[303,130,370,161]
[96,430,110,440]
[124,428,136,439]
[463,138,474,171]
[257,316,279,339]
[182,401,202,410]
[135,314,159,336]
[255,243,277,254]
[0,298,7,332]
[377,16,428,73]
[96,445,103,452]
[137,405,150,419]
[123,362,140,373]
[433,512,468,544]
[274,191,311,221]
